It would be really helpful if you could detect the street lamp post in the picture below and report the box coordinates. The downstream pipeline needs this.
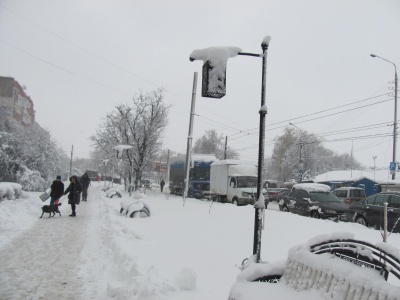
[289,122,303,181]
[190,36,271,263]
[373,156,377,181]
[114,145,135,196]
[370,54,398,180]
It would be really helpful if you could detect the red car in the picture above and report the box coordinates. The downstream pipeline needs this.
[267,188,282,201]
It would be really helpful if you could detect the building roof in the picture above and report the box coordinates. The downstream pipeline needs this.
[312,169,400,184]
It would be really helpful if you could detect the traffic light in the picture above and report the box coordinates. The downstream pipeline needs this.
[201,60,226,98]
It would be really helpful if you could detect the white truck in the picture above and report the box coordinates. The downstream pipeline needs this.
[210,160,267,206]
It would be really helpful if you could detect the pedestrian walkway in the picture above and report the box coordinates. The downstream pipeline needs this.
[0,186,103,299]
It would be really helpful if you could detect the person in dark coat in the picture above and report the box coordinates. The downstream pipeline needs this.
[50,175,64,206]
[64,175,82,217]
[80,173,91,202]
[160,179,165,193]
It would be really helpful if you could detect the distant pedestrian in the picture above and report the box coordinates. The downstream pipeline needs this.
[50,175,64,206]
[64,175,82,217]
[80,173,91,202]
[97,174,101,183]
[160,179,165,193]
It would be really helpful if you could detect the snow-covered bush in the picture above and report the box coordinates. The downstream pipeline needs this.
[0,182,23,200]
[16,167,48,192]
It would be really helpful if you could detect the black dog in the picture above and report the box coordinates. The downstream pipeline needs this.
[40,203,62,218]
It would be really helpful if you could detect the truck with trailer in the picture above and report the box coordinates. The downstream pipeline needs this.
[210,160,267,206]
[168,154,217,198]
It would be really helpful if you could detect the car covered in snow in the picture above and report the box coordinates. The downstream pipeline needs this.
[347,191,400,233]
[281,183,349,221]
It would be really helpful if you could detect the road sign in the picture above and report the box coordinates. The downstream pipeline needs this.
[390,162,397,171]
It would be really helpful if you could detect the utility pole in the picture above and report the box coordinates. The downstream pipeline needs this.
[184,72,198,199]
[370,54,398,179]
[224,136,228,159]
[69,145,74,178]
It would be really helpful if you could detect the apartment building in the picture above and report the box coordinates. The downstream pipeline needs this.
[0,76,35,126]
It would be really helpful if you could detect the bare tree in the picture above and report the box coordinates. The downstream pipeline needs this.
[91,89,169,188]
[193,129,238,159]
[268,128,363,182]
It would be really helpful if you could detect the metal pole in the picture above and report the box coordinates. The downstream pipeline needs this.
[253,37,270,263]
[394,69,398,179]
[184,72,198,199]
[383,202,388,243]
[370,54,397,179]
[224,136,228,159]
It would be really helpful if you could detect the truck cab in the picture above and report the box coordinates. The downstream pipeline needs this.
[210,160,268,206]
[228,176,259,205]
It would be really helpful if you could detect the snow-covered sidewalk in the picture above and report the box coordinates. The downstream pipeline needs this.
[0,185,105,299]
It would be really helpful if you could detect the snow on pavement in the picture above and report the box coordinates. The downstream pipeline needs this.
[0,186,104,299]
[1,182,400,299]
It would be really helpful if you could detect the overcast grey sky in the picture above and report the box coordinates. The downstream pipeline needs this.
[1,0,399,170]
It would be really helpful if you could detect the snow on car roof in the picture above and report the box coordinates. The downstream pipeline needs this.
[293,183,331,193]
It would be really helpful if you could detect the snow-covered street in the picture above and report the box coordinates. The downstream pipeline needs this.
[1,182,400,299]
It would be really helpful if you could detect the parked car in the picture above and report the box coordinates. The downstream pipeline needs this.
[347,192,400,233]
[282,183,349,221]
[332,187,366,205]
[266,188,282,201]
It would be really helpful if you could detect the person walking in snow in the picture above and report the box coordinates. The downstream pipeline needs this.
[50,175,64,205]
[64,175,82,217]
[80,173,91,202]
[160,179,165,193]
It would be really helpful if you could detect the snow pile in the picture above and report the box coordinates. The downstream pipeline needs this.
[236,259,285,282]
[0,192,43,248]
[120,194,151,218]
[293,183,331,192]
[105,188,122,198]
[174,267,197,291]
[0,182,24,200]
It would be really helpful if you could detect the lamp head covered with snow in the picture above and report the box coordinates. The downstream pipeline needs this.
[190,46,242,99]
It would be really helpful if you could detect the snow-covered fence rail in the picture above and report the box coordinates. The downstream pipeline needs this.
[282,239,400,300]
[229,235,400,300]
